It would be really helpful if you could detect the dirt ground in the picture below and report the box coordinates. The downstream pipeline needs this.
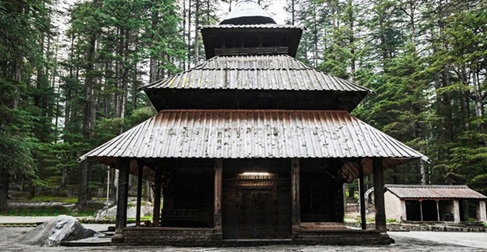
[1,226,486,252]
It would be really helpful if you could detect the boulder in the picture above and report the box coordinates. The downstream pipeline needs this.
[17,215,97,247]
[96,200,153,220]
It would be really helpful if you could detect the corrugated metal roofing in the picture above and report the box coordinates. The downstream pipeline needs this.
[386,184,487,199]
[219,0,276,25]
[202,24,303,29]
[79,110,427,162]
[141,55,370,93]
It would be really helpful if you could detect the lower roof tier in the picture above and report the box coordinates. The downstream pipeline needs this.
[79,110,429,181]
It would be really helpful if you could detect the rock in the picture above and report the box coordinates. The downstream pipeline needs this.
[96,200,153,220]
[17,215,97,247]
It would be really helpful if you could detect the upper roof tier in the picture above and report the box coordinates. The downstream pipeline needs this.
[140,55,370,112]
[201,1,303,59]
[220,0,276,25]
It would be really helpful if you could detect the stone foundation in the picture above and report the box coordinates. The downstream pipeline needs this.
[122,227,220,246]
[387,222,486,232]
[117,226,393,246]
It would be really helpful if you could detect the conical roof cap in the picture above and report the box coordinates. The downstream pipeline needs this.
[220,0,276,25]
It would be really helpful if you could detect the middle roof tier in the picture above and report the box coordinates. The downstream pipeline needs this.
[142,55,371,112]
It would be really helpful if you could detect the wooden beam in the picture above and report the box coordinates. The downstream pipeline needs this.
[478,200,487,222]
[153,167,162,227]
[358,161,367,230]
[291,159,300,232]
[373,158,386,232]
[135,160,144,227]
[420,200,424,221]
[453,200,461,223]
[214,159,223,233]
[113,158,130,243]
[436,200,440,221]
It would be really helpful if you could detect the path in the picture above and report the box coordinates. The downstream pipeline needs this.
[0,217,485,251]
[389,231,487,249]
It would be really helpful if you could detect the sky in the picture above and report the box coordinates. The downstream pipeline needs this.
[58,0,289,25]
[266,1,288,24]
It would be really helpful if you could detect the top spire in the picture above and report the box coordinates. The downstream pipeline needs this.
[220,0,276,25]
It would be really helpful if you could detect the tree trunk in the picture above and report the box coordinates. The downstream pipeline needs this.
[187,0,192,67]
[0,170,8,208]
[79,0,100,206]
[194,0,200,65]
[348,0,355,79]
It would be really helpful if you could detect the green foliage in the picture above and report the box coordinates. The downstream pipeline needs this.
[0,102,37,179]
[29,196,79,204]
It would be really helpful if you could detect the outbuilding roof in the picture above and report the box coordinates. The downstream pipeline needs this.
[79,110,428,180]
[385,184,487,200]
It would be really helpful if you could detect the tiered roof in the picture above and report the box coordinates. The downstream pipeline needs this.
[80,0,428,181]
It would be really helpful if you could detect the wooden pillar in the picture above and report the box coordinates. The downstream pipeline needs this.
[462,200,469,221]
[400,200,407,221]
[436,200,440,221]
[153,167,163,227]
[113,158,130,243]
[419,200,424,221]
[453,200,461,223]
[135,160,144,227]
[291,159,300,232]
[358,161,367,230]
[0,169,9,208]
[214,159,223,233]
[477,200,486,222]
[373,158,386,232]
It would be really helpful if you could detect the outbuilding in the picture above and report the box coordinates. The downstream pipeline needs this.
[385,184,487,223]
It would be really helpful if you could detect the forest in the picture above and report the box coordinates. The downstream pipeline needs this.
[0,0,485,208]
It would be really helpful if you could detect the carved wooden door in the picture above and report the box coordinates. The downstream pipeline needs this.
[222,174,291,239]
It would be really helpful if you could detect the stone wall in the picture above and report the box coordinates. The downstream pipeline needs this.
[122,227,220,246]
[121,226,395,246]
[387,223,486,232]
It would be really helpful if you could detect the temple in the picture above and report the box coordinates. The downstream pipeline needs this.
[79,0,428,246]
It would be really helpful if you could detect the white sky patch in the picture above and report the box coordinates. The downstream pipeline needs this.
[267,1,288,24]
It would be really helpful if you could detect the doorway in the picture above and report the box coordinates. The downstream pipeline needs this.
[222,170,291,239]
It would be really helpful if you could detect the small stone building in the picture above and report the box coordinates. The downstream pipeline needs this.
[384,184,487,223]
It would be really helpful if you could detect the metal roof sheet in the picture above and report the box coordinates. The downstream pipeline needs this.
[219,0,276,25]
[141,55,370,93]
[385,184,487,199]
[80,110,427,162]
[202,24,303,29]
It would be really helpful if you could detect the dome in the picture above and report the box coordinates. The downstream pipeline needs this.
[220,0,276,25]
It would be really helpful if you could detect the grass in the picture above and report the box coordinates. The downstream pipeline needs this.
[127,216,153,222]
[0,206,75,216]
[28,196,78,204]
[0,203,104,217]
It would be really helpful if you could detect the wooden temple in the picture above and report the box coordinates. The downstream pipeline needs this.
[79,0,429,246]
